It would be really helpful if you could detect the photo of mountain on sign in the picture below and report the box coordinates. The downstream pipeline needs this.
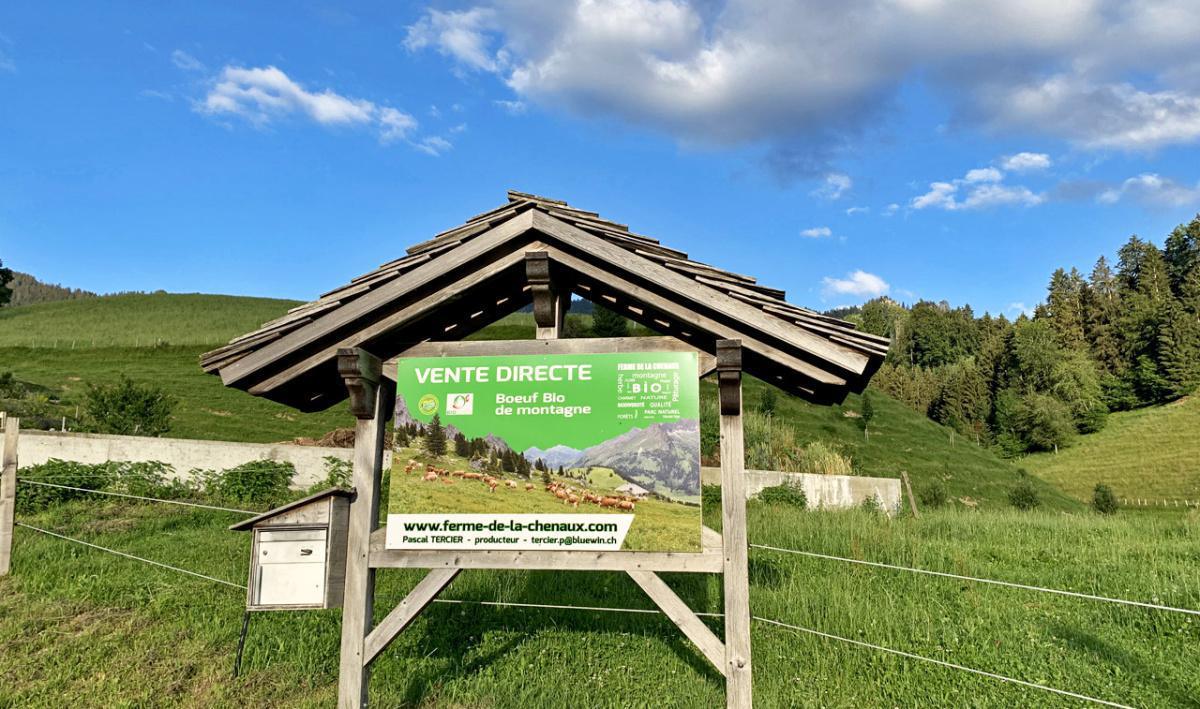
[385,350,702,552]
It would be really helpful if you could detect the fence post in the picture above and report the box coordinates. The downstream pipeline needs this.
[1,414,19,576]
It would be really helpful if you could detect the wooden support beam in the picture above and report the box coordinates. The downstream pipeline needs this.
[363,568,460,665]
[338,349,390,709]
[717,340,752,708]
[526,250,568,340]
[0,415,18,576]
[628,570,726,674]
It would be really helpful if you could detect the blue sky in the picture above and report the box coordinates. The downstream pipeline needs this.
[2,1,1200,317]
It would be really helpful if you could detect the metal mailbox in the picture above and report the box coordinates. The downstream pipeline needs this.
[230,488,351,611]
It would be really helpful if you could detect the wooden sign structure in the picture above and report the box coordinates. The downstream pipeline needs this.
[333,335,750,708]
[200,190,890,708]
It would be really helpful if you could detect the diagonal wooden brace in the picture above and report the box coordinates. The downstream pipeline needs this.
[364,569,460,665]
[628,570,726,675]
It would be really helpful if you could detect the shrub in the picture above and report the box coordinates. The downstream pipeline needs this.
[1092,483,1119,515]
[756,481,807,509]
[1008,479,1041,511]
[305,456,352,495]
[83,376,176,436]
[208,460,295,505]
[757,387,778,417]
[16,459,112,512]
[798,441,853,476]
[860,494,882,515]
[701,484,722,510]
[918,479,949,508]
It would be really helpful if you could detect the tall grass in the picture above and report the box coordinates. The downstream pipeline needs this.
[2,499,1196,707]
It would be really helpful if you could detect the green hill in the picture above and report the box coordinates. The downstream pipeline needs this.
[0,292,302,347]
[1023,396,1200,504]
[0,292,1073,509]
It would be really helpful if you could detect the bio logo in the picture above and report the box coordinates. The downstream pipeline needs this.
[446,392,474,415]
[417,394,439,416]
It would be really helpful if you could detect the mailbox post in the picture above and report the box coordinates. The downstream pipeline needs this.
[230,488,352,611]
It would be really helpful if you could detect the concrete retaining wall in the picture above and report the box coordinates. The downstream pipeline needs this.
[17,430,394,489]
[702,467,901,515]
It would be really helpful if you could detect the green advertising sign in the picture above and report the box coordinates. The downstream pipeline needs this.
[385,350,701,552]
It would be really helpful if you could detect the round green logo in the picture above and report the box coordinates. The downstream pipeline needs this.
[417,394,438,416]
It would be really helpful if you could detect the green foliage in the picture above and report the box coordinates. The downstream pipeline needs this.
[206,459,294,506]
[860,494,882,515]
[1013,392,1076,452]
[0,258,13,307]
[453,432,470,457]
[3,270,96,308]
[860,391,875,438]
[82,375,176,436]
[701,483,722,509]
[561,314,591,338]
[895,300,979,368]
[918,479,949,508]
[757,386,777,416]
[1008,478,1041,510]
[16,459,113,513]
[1092,483,1119,515]
[306,455,352,494]
[423,414,447,457]
[589,305,629,338]
[0,370,24,398]
[756,481,807,509]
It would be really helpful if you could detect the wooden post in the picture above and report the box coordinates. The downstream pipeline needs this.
[901,471,919,518]
[716,340,752,709]
[526,250,568,340]
[0,414,19,576]
[337,348,389,709]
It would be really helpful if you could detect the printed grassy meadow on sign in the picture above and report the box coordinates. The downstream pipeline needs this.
[386,350,701,552]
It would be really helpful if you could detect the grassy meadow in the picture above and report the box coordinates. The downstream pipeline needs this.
[1023,395,1200,504]
[388,446,701,552]
[3,291,1199,705]
[2,498,1197,707]
[0,293,303,348]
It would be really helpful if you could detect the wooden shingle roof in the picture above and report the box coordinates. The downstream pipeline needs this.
[202,190,889,409]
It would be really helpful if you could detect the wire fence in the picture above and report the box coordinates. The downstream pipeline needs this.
[751,543,1200,617]
[10,519,1140,708]
[11,491,1197,708]
[1120,497,1199,509]
[17,479,258,515]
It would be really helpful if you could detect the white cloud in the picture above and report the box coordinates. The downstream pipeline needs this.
[171,49,205,72]
[405,1,1200,174]
[414,136,454,156]
[812,173,852,200]
[976,76,1200,151]
[1008,302,1033,317]
[494,99,527,115]
[0,33,15,73]
[822,270,890,299]
[1097,173,1200,208]
[911,163,1043,211]
[197,65,450,150]
[800,226,832,239]
[964,167,1003,183]
[845,206,869,216]
[883,203,900,216]
[404,7,505,73]
[1001,152,1051,171]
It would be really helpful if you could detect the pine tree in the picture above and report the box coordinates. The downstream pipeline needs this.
[1157,301,1200,399]
[1083,256,1122,374]
[860,392,875,439]
[591,305,630,338]
[454,432,469,458]
[423,414,447,457]
[395,426,409,448]
[1043,267,1086,350]
[1117,237,1172,403]
[0,260,13,307]
[487,448,498,470]
[1163,215,1200,295]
